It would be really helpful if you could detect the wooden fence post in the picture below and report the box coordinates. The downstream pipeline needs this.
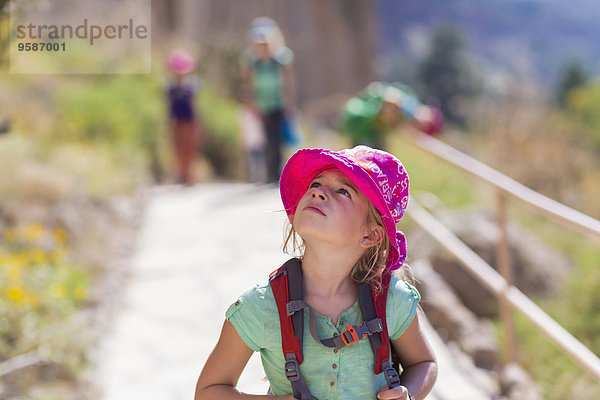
[496,191,517,362]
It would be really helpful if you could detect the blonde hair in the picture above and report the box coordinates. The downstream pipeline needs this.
[283,202,397,292]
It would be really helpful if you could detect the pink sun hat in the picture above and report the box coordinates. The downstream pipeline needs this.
[280,146,410,271]
[168,49,195,75]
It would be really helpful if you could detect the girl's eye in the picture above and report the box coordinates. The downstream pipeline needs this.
[337,188,351,198]
[309,181,320,189]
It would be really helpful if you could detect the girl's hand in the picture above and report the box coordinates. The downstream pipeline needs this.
[377,384,410,399]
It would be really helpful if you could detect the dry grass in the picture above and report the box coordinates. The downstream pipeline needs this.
[462,92,600,400]
[468,94,600,219]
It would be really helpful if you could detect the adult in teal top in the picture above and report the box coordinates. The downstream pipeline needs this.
[226,274,421,398]
[241,17,296,183]
[195,146,437,400]
[338,82,443,149]
[241,45,293,113]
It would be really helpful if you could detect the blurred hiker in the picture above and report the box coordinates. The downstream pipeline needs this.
[238,105,266,183]
[166,49,202,186]
[195,145,437,400]
[0,118,10,135]
[339,82,444,149]
[240,17,296,184]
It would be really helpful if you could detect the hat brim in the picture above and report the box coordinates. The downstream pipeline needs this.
[170,64,194,74]
[280,148,403,270]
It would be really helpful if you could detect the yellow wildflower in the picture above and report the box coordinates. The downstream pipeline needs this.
[27,293,40,307]
[51,283,68,299]
[7,265,22,283]
[24,223,46,241]
[50,247,66,263]
[14,252,29,268]
[73,284,87,300]
[0,252,8,268]
[5,286,28,305]
[3,226,18,242]
[53,228,68,245]
[29,247,47,265]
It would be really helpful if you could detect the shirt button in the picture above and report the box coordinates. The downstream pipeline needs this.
[234,300,241,306]
[339,320,344,325]
[333,348,339,354]
[329,381,335,387]
[333,332,339,337]
[332,363,337,369]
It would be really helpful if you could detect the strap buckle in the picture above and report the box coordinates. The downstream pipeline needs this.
[383,364,401,388]
[268,268,286,282]
[365,318,383,333]
[284,357,301,382]
[286,300,308,316]
[341,324,363,345]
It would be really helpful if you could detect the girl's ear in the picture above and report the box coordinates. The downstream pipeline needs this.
[361,225,385,247]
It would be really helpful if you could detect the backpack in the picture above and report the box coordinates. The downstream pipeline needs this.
[268,258,401,399]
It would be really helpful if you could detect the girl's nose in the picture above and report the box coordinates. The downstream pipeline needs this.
[311,188,327,201]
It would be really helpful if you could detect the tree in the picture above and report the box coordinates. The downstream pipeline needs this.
[417,25,478,126]
[555,59,588,108]
[565,82,600,151]
[0,0,35,69]
[0,0,10,67]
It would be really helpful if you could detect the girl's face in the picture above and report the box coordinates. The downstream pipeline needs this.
[253,42,271,60]
[292,168,371,248]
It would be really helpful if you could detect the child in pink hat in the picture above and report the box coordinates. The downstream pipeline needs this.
[166,49,202,185]
[196,146,437,400]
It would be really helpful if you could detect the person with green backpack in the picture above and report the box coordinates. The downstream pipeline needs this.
[338,82,443,149]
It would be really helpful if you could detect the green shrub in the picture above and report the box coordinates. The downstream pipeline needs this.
[569,84,600,150]
[55,76,166,171]
[197,85,243,179]
[388,134,478,207]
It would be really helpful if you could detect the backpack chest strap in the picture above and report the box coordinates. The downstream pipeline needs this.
[307,308,383,348]
[270,259,401,397]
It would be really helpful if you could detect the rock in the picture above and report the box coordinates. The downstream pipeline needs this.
[411,259,499,370]
[460,319,499,371]
[411,259,543,400]
[430,255,498,318]
[0,356,75,399]
[500,362,544,400]
[445,341,500,396]
[410,208,572,318]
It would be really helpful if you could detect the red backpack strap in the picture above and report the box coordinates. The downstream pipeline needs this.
[357,270,401,388]
[269,260,303,364]
[269,258,312,399]
[373,271,392,372]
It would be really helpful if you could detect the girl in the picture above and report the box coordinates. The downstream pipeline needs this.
[195,146,437,399]
[166,49,202,185]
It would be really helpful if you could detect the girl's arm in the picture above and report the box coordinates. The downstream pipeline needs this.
[195,320,294,400]
[240,65,258,113]
[378,311,438,400]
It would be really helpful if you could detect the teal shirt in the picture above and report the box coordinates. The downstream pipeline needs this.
[226,274,420,399]
[241,47,294,113]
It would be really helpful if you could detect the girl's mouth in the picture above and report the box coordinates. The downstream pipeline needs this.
[305,205,326,216]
